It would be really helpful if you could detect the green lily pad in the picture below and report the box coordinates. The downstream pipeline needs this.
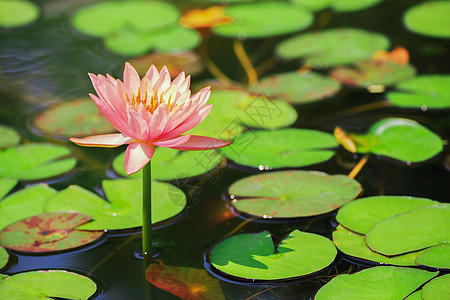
[415,244,450,269]
[330,59,416,88]
[0,270,97,300]
[387,75,450,110]
[0,246,8,269]
[333,225,425,266]
[250,71,341,104]
[292,0,383,12]
[0,177,17,200]
[213,2,313,38]
[336,196,438,234]
[350,118,443,163]
[113,147,224,180]
[422,274,450,300]
[190,90,297,140]
[0,0,39,28]
[0,125,20,148]
[290,0,330,11]
[403,1,450,38]
[366,204,450,256]
[44,179,186,230]
[228,170,362,218]
[276,28,390,68]
[209,230,337,280]
[0,212,104,253]
[405,291,422,300]
[0,143,77,181]
[221,128,338,169]
[33,98,115,138]
[314,266,438,300]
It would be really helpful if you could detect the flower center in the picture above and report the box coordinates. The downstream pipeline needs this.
[127,88,176,114]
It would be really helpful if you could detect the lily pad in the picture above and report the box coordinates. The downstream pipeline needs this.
[113,147,224,180]
[250,71,341,104]
[336,196,438,234]
[33,98,115,138]
[314,266,438,300]
[209,230,337,280]
[0,177,17,200]
[333,225,425,266]
[366,204,450,256]
[44,179,186,231]
[415,244,450,269]
[228,170,362,218]
[221,128,338,169]
[350,118,443,163]
[0,212,104,253]
[0,246,8,269]
[403,1,450,38]
[0,0,39,28]
[213,2,313,38]
[405,291,422,300]
[276,28,390,68]
[146,264,225,300]
[0,125,20,148]
[0,270,97,300]
[422,274,450,300]
[387,75,450,110]
[292,0,383,12]
[0,143,77,181]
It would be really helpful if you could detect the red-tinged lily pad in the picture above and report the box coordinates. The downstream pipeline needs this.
[250,71,341,104]
[0,212,104,253]
[0,177,18,200]
[146,263,225,300]
[228,170,362,219]
[415,244,450,269]
[0,125,20,148]
[0,270,97,299]
[0,246,8,269]
[0,0,40,28]
[33,98,115,138]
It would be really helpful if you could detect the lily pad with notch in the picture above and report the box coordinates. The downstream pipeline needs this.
[415,244,450,269]
[228,170,362,219]
[403,1,450,38]
[0,125,20,148]
[208,230,337,281]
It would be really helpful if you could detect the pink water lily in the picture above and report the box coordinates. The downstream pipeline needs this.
[70,63,230,175]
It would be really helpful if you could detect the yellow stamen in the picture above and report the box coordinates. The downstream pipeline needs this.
[127,87,177,114]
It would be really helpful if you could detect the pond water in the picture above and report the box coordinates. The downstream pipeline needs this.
[0,0,449,299]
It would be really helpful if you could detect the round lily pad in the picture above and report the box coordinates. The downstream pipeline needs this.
[292,0,383,12]
[336,196,438,234]
[387,75,450,110]
[333,225,425,266]
[0,212,104,253]
[415,244,450,269]
[44,179,186,231]
[0,177,18,200]
[0,143,77,181]
[0,125,20,148]
[212,2,313,38]
[250,71,341,104]
[113,147,224,180]
[209,230,337,281]
[350,118,444,163]
[0,270,97,300]
[228,170,362,218]
[276,28,390,68]
[366,204,450,256]
[0,246,8,269]
[422,274,450,300]
[314,266,438,300]
[0,0,39,28]
[403,1,450,38]
[33,98,115,138]
[221,128,338,169]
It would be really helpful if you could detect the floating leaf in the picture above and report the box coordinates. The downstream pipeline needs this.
[113,147,223,180]
[213,2,313,38]
[336,196,437,234]
[209,230,337,280]
[33,98,115,138]
[421,274,450,300]
[0,246,8,269]
[146,263,225,300]
[221,129,338,169]
[405,291,422,300]
[0,177,17,200]
[0,125,20,148]
[387,75,450,110]
[276,28,390,68]
[415,244,450,269]
[250,71,341,104]
[292,0,383,12]
[0,212,104,253]
[0,270,97,299]
[403,1,450,38]
[314,266,438,300]
[228,170,362,218]
[366,204,450,256]
[0,0,39,28]
[44,179,186,230]
[290,0,330,11]
[0,144,77,181]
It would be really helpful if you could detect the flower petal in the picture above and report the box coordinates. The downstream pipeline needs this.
[149,103,170,140]
[124,143,155,175]
[153,134,191,148]
[170,135,231,151]
[123,62,141,95]
[69,133,131,147]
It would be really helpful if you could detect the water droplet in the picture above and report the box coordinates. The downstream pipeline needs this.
[421,105,428,111]
[258,165,264,170]
[406,161,412,166]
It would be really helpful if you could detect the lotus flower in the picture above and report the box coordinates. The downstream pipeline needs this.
[70,63,230,175]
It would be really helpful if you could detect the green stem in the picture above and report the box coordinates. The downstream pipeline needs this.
[142,161,152,264]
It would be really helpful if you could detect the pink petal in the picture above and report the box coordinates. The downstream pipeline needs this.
[127,110,149,140]
[154,70,171,93]
[171,71,185,87]
[70,133,131,147]
[152,134,191,148]
[162,104,212,139]
[123,62,141,95]
[148,103,169,140]
[144,65,159,86]
[170,136,231,151]
[124,143,155,175]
